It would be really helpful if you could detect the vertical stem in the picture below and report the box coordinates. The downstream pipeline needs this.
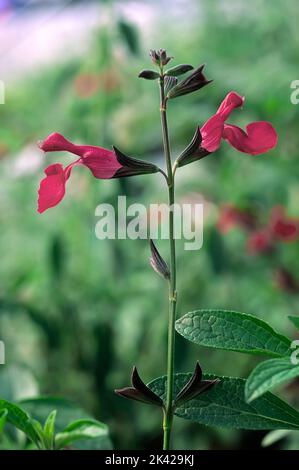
[159,76,177,450]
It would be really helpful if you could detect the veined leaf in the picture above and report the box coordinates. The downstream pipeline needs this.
[55,419,108,450]
[148,374,299,430]
[0,399,39,444]
[176,310,291,357]
[245,358,299,402]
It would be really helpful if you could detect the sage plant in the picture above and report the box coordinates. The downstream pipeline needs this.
[37,50,283,450]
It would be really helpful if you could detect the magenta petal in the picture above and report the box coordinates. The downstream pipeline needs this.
[83,149,122,179]
[216,91,244,120]
[39,133,118,168]
[39,133,80,155]
[37,161,78,213]
[200,114,224,152]
[223,122,278,155]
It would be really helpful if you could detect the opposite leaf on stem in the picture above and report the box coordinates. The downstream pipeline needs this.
[174,362,220,407]
[138,70,160,80]
[149,239,170,280]
[115,367,163,407]
[165,64,194,77]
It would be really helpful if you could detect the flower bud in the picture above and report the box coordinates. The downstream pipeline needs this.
[167,64,212,99]
[149,49,173,67]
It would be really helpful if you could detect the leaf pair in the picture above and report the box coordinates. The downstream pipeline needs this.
[155,308,299,431]
[0,397,110,450]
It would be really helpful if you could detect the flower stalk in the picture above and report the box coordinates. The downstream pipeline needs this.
[159,73,177,450]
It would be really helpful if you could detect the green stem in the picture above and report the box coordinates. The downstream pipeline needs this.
[159,76,177,450]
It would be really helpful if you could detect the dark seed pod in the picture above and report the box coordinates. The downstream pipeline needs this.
[115,367,163,407]
[174,362,220,406]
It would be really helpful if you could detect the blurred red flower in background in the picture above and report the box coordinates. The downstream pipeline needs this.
[247,229,273,254]
[269,206,299,241]
[217,204,257,233]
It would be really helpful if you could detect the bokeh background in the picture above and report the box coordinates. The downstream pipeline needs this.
[0,0,299,450]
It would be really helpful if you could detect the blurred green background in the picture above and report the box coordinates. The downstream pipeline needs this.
[0,0,299,450]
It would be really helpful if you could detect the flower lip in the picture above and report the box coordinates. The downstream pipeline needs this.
[200,91,277,156]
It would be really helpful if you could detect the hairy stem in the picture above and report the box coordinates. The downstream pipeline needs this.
[159,76,177,450]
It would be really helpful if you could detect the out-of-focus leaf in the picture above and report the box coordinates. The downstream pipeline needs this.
[0,409,8,434]
[0,366,39,402]
[289,316,299,331]
[19,397,112,450]
[55,419,109,450]
[118,19,140,56]
[0,399,39,445]
[261,429,292,447]
[43,410,57,449]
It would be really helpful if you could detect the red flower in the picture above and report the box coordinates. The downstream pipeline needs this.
[37,133,158,213]
[247,229,273,255]
[269,206,299,242]
[200,91,278,155]
[217,204,256,233]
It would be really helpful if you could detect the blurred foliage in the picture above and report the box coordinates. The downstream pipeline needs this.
[0,0,299,450]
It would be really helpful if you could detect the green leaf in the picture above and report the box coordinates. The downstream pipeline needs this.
[176,310,291,357]
[117,19,140,56]
[289,316,299,331]
[245,358,299,403]
[0,409,8,434]
[55,419,108,450]
[138,70,160,80]
[165,64,194,77]
[20,397,112,450]
[149,374,299,430]
[261,429,292,447]
[0,399,39,445]
[43,410,57,449]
